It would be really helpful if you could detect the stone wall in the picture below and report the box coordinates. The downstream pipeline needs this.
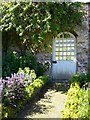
[36,53,52,76]
[0,32,2,78]
[76,28,89,74]
[76,4,89,74]
[0,12,2,78]
[87,3,90,71]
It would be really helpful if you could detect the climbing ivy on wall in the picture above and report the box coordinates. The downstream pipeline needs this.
[1,2,85,54]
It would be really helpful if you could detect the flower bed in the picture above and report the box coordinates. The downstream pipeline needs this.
[0,67,49,118]
[62,74,90,119]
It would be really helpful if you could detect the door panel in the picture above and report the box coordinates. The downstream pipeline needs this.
[52,61,76,79]
[52,33,76,80]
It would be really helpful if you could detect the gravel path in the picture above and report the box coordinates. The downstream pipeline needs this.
[17,81,70,119]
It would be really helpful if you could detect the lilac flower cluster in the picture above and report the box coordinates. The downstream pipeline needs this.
[0,67,36,108]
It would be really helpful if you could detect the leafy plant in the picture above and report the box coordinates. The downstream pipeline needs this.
[1,2,85,54]
[2,50,45,78]
[62,83,89,118]
[0,67,48,118]
[2,70,31,107]
[62,73,90,119]
[72,73,90,88]
[2,50,19,78]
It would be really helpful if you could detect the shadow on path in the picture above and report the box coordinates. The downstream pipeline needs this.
[17,80,70,118]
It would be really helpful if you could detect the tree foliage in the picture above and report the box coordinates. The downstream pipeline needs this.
[1,2,85,53]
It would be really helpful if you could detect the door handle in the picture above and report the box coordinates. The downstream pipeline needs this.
[52,61,57,63]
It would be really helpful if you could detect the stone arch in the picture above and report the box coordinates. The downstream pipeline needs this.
[55,32,76,39]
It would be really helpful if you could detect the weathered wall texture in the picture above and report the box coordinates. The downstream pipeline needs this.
[36,53,52,76]
[0,12,2,78]
[76,4,89,74]
[88,3,90,72]
[0,32,2,78]
[76,28,89,74]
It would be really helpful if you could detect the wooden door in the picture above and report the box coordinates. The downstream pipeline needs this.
[52,32,76,80]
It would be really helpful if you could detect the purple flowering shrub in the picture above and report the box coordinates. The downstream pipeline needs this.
[3,67,36,105]
[0,67,48,118]
[0,67,36,117]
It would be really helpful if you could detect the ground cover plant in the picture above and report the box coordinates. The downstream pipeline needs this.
[62,73,90,118]
[0,67,48,118]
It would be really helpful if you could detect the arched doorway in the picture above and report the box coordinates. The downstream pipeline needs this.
[52,32,76,80]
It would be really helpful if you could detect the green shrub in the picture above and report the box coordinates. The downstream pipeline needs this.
[88,89,90,120]
[2,50,19,78]
[1,68,49,118]
[62,83,89,118]
[2,50,45,78]
[72,73,90,87]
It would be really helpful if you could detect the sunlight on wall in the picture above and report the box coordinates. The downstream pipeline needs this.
[72,0,90,2]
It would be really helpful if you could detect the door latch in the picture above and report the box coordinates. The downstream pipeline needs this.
[52,61,57,63]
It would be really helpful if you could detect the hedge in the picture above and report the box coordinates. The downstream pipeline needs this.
[61,74,90,119]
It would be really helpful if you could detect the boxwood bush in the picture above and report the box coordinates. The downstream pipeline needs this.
[62,74,90,119]
[0,67,48,118]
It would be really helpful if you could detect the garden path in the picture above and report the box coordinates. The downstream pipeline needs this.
[17,80,70,118]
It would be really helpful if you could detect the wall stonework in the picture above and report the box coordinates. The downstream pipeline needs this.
[76,4,89,74]
[0,32,2,78]
[36,53,52,76]
[77,28,89,74]
[88,3,90,71]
